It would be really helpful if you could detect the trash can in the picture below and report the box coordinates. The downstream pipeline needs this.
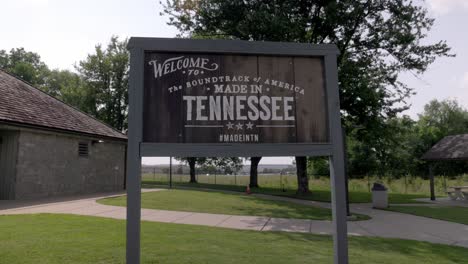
[372,183,388,209]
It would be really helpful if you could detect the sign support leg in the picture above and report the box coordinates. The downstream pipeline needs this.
[126,144,141,263]
[329,152,348,264]
[126,47,144,264]
[325,54,349,264]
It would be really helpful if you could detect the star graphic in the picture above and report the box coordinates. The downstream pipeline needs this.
[235,123,244,130]
[226,122,234,129]
[246,122,254,129]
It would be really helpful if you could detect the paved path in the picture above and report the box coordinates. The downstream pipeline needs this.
[1,189,467,248]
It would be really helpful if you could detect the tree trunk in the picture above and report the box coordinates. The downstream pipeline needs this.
[249,157,262,188]
[429,164,435,201]
[188,157,197,183]
[295,156,309,194]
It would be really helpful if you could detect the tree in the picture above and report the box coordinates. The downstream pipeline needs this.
[204,157,243,175]
[346,134,378,177]
[307,157,329,178]
[163,0,452,186]
[0,48,50,88]
[380,116,417,178]
[249,157,261,188]
[76,36,129,131]
[417,99,468,140]
[412,99,468,176]
[295,156,309,194]
[224,158,243,175]
[187,157,197,182]
[176,157,206,183]
[44,69,86,104]
[175,157,242,182]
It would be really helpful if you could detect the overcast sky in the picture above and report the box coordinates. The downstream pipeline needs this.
[1,0,466,165]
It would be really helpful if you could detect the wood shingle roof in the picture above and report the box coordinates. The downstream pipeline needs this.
[0,70,126,140]
[421,134,468,161]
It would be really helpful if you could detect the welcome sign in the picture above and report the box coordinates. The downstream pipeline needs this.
[143,53,329,144]
[127,38,348,264]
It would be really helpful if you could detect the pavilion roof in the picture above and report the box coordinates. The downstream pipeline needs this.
[422,134,468,161]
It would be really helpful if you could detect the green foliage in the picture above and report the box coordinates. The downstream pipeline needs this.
[76,36,129,131]
[347,115,418,178]
[44,69,87,107]
[205,157,243,174]
[346,134,378,177]
[0,48,49,87]
[307,157,329,177]
[419,100,468,136]
[176,157,243,175]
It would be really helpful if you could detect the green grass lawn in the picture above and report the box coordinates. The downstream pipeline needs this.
[385,206,468,225]
[142,180,428,204]
[0,214,467,264]
[99,189,336,220]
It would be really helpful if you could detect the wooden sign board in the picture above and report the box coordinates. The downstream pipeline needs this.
[126,38,348,264]
[143,53,328,144]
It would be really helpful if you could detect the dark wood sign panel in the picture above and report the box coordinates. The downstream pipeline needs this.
[143,52,328,144]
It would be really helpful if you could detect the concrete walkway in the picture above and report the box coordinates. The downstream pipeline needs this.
[1,189,467,248]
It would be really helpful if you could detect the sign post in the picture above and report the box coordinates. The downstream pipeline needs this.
[126,37,348,264]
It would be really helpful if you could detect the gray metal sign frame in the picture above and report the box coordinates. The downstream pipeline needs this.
[126,37,348,264]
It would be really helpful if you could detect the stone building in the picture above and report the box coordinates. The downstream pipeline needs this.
[0,70,127,200]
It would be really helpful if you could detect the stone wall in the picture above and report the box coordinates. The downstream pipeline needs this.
[15,129,126,199]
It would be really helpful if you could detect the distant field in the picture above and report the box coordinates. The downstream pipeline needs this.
[142,173,467,197]
[141,181,427,204]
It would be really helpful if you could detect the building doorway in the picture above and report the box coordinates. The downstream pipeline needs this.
[0,130,18,200]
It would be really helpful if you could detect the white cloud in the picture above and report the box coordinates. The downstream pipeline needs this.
[428,0,468,14]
